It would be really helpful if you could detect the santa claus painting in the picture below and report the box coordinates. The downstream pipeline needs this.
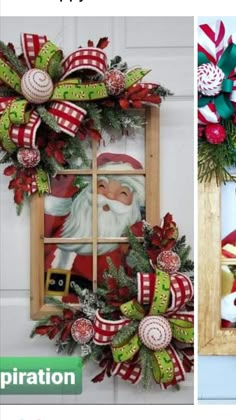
[44,153,145,295]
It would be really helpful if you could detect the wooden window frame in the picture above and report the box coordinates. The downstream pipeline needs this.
[30,106,160,319]
[198,180,236,355]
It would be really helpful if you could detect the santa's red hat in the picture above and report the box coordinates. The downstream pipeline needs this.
[97,153,143,170]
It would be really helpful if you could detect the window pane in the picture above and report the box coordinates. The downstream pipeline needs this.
[221,180,236,328]
[44,175,92,238]
[97,174,146,241]
[44,243,93,299]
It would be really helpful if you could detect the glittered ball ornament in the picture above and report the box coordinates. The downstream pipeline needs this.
[197,63,224,96]
[17,148,41,168]
[138,316,172,351]
[21,69,54,104]
[156,250,181,275]
[104,69,125,96]
[205,123,226,144]
[71,318,94,344]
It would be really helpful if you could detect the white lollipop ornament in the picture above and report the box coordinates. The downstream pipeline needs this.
[138,316,172,351]
[21,69,54,104]
[198,63,224,96]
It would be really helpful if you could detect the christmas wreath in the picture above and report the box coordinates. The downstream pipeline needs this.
[0,33,171,212]
[31,214,194,389]
[198,20,236,184]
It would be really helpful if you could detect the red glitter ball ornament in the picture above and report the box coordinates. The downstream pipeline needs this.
[104,69,125,96]
[17,148,41,168]
[71,318,94,344]
[205,124,226,144]
[156,250,181,274]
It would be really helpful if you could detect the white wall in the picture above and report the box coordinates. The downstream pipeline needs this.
[0,17,193,403]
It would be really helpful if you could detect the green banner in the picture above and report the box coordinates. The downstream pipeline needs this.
[0,357,82,395]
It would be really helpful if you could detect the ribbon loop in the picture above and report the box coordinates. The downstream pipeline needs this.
[120,299,145,320]
[168,317,194,344]
[125,68,150,89]
[112,334,140,363]
[152,348,174,384]
[149,270,170,315]
[9,99,30,124]
[0,58,22,94]
[51,80,108,102]
[35,40,63,77]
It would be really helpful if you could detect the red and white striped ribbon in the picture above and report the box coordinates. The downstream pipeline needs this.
[169,311,194,324]
[0,97,15,115]
[10,110,41,149]
[21,33,48,69]
[48,101,87,136]
[166,274,193,315]
[93,310,130,345]
[137,272,193,314]
[61,47,107,80]
[198,103,220,125]
[198,20,225,64]
[111,362,142,385]
[160,345,186,389]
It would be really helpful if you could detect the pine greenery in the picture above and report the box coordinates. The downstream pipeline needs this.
[106,257,137,295]
[198,119,236,184]
[0,41,27,75]
[111,321,139,347]
[139,346,154,389]
[172,235,194,273]
[37,106,61,133]
[126,228,151,273]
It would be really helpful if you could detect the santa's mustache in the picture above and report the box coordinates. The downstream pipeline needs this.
[97,194,132,215]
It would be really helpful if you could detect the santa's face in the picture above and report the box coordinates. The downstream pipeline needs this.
[59,175,144,255]
[97,179,133,206]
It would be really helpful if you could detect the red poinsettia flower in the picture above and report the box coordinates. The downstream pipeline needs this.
[45,139,66,164]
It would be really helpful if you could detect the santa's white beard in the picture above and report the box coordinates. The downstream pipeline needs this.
[57,185,142,255]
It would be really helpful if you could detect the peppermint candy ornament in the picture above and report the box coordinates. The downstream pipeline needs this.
[198,63,224,96]
[156,250,181,275]
[104,69,125,96]
[138,316,172,351]
[71,318,94,344]
[17,148,41,168]
[21,69,54,104]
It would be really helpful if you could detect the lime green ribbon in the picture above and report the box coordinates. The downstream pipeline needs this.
[111,270,193,384]
[0,37,150,134]
[35,169,49,194]
[198,42,236,119]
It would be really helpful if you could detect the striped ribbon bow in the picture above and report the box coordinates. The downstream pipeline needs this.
[198,20,236,125]
[0,33,149,153]
[93,270,194,388]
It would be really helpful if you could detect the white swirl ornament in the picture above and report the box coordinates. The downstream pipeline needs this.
[198,63,224,96]
[138,316,172,351]
[21,69,53,104]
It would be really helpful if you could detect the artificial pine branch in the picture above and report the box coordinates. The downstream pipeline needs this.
[173,236,194,273]
[111,320,139,347]
[110,56,128,72]
[152,85,173,99]
[198,119,236,184]
[78,103,102,130]
[0,41,27,75]
[44,296,77,310]
[126,228,151,273]
[139,346,154,389]
[65,136,89,166]
[106,257,137,295]
[0,86,16,97]
[37,106,61,133]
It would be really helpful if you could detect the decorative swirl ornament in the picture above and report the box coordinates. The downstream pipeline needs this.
[21,69,54,104]
[138,316,172,351]
[198,63,224,96]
